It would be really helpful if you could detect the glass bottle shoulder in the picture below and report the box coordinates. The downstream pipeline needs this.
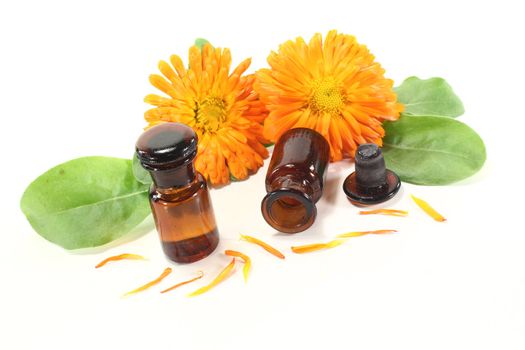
[150,173,207,204]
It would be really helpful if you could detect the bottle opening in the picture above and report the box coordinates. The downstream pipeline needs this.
[261,189,316,233]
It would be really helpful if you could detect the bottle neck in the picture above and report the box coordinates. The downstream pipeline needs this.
[149,162,196,189]
[266,169,321,203]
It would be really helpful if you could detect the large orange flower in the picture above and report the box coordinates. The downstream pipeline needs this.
[144,44,269,185]
[254,30,403,161]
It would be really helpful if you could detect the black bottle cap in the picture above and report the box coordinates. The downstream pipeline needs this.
[343,143,400,205]
[136,122,198,171]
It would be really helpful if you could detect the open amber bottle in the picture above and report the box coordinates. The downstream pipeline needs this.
[136,123,219,263]
[261,128,330,233]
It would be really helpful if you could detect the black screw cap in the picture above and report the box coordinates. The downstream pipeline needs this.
[343,143,401,205]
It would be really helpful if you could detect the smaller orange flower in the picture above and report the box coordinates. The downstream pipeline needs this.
[144,43,269,185]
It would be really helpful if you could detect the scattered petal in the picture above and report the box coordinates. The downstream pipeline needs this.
[291,239,346,254]
[411,194,446,222]
[225,250,252,283]
[337,229,398,238]
[240,234,285,259]
[95,253,146,268]
[188,258,236,297]
[123,267,172,297]
[359,209,408,217]
[160,271,204,294]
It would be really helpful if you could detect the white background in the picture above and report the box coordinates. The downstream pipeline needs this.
[1,1,524,349]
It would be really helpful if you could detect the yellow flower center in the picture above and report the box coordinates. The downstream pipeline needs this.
[309,77,344,113]
[195,97,227,132]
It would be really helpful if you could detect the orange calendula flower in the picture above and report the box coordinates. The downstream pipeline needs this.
[144,43,269,185]
[255,30,403,161]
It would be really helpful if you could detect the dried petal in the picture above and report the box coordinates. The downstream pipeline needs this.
[240,234,285,259]
[188,258,236,297]
[291,239,346,254]
[337,229,397,238]
[411,194,446,222]
[160,271,204,294]
[359,209,408,217]
[95,253,146,268]
[224,250,252,283]
[123,267,172,297]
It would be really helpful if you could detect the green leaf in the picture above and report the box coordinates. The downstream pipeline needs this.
[382,115,486,185]
[132,154,153,185]
[20,157,151,249]
[194,38,211,50]
[395,77,465,118]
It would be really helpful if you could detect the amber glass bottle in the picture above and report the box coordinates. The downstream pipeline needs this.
[261,128,330,233]
[136,123,219,263]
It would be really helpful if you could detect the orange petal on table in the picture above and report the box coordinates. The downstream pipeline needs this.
[188,258,236,297]
[291,239,346,254]
[95,253,146,268]
[359,209,409,217]
[240,234,285,259]
[160,271,204,294]
[123,267,172,297]
[411,194,446,222]
[224,250,252,283]
[337,230,398,238]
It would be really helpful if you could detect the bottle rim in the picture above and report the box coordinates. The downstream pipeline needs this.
[261,188,317,234]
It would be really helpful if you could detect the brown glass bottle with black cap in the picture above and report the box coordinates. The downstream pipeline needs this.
[136,122,219,263]
[261,128,330,233]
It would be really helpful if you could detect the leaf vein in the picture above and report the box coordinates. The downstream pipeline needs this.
[383,142,473,162]
[51,189,149,215]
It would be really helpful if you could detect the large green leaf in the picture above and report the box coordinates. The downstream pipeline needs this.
[395,77,465,118]
[194,38,211,50]
[382,115,486,185]
[132,154,153,185]
[20,157,151,249]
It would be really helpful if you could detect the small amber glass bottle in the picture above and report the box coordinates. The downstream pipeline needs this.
[261,128,330,233]
[136,123,219,263]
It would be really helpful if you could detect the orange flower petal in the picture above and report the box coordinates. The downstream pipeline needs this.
[188,259,236,297]
[291,239,346,254]
[95,254,146,269]
[337,230,397,238]
[123,267,172,297]
[240,234,285,259]
[160,271,204,294]
[411,194,446,222]
[359,209,408,217]
[224,250,252,283]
